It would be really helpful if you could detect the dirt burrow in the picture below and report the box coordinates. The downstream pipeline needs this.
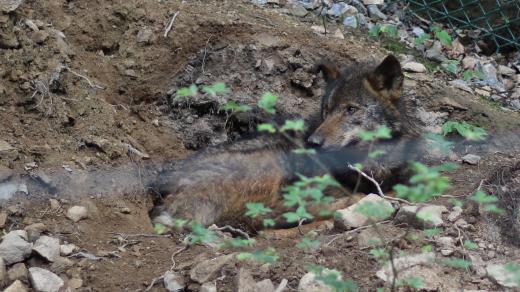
[2,0,520,291]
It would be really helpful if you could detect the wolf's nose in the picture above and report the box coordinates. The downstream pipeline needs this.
[307,134,324,147]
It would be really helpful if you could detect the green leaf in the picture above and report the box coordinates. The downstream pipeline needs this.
[245,203,272,218]
[258,92,278,114]
[464,240,478,250]
[483,204,505,215]
[443,60,459,74]
[202,82,230,96]
[415,33,431,46]
[400,277,423,289]
[421,244,433,252]
[424,228,442,238]
[280,119,305,132]
[219,100,251,113]
[263,219,276,227]
[359,125,392,141]
[297,237,321,249]
[442,121,487,141]
[424,133,454,156]
[237,247,278,264]
[187,222,218,245]
[448,198,464,208]
[443,258,471,269]
[257,123,277,133]
[176,84,198,97]
[435,29,452,46]
[470,190,498,204]
[154,223,166,235]
[221,237,256,248]
[174,219,188,229]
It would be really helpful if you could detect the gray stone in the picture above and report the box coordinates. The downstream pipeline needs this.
[8,262,28,282]
[0,0,23,12]
[490,94,503,102]
[426,41,447,63]
[450,79,473,93]
[357,227,383,249]
[4,280,28,292]
[297,0,321,10]
[29,267,64,292]
[498,65,516,76]
[468,253,486,277]
[137,28,153,44]
[462,56,478,70]
[363,0,383,4]
[25,223,46,242]
[60,244,77,256]
[0,256,5,286]
[33,236,60,262]
[237,268,256,292]
[440,249,454,256]
[394,205,447,229]
[255,279,275,291]
[0,231,32,265]
[376,252,436,283]
[350,0,368,15]
[66,206,88,222]
[481,63,505,91]
[511,99,520,111]
[447,206,463,222]
[334,194,394,230]
[412,27,425,37]
[403,62,427,73]
[298,272,332,292]
[68,278,83,289]
[0,32,20,49]
[328,3,357,18]
[342,15,357,28]
[190,254,235,283]
[366,4,387,20]
[287,3,308,17]
[462,154,481,165]
[200,282,217,292]
[164,271,185,292]
[436,236,455,249]
[49,257,74,274]
[487,263,520,288]
[0,211,7,228]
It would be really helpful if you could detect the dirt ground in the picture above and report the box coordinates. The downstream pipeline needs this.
[2,0,520,291]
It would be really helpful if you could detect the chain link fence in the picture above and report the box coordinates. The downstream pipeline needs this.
[405,0,520,53]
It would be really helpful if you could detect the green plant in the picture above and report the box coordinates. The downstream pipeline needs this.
[432,26,453,46]
[307,265,358,292]
[442,121,487,141]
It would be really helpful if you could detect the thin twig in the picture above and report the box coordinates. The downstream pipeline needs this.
[347,164,411,205]
[211,225,250,240]
[324,220,391,246]
[201,35,213,74]
[109,232,172,238]
[62,66,105,90]
[164,11,180,38]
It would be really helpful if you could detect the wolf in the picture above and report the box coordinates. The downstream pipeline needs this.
[151,54,414,229]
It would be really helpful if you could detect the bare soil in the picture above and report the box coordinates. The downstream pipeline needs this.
[2,0,520,291]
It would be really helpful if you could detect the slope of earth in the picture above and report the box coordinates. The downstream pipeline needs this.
[1,0,520,291]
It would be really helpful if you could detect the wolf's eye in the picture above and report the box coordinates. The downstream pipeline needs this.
[347,106,357,114]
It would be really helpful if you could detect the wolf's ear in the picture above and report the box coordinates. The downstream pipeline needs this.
[365,55,404,102]
[314,61,341,83]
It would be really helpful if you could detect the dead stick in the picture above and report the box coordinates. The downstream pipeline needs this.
[164,11,180,38]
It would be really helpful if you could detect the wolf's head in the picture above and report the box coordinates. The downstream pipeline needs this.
[308,55,404,149]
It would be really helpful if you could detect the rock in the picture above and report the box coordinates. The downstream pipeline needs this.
[448,206,463,222]
[474,88,491,97]
[136,28,153,43]
[164,271,185,292]
[468,253,486,277]
[4,280,28,292]
[190,254,235,283]
[462,56,478,70]
[0,0,23,12]
[436,236,455,248]
[481,63,505,91]
[342,16,357,28]
[511,99,520,111]
[8,262,28,282]
[376,252,436,282]
[29,31,49,44]
[403,62,427,73]
[287,3,308,17]
[366,4,386,20]
[498,65,515,76]
[60,244,77,256]
[298,272,332,292]
[394,205,447,229]
[251,0,267,6]
[490,94,503,102]
[237,268,256,292]
[291,68,315,88]
[67,278,83,289]
[66,206,88,222]
[334,194,395,230]
[0,212,7,228]
[0,256,5,285]
[357,227,383,249]
[29,267,64,292]
[363,0,384,4]
[350,0,367,15]
[25,223,46,242]
[124,69,138,78]
[49,199,60,211]
[426,41,447,63]
[412,27,425,37]
[328,3,357,18]
[487,263,520,288]
[440,249,454,256]
[255,279,275,291]
[33,236,60,262]
[450,79,473,93]
[462,154,481,165]
[0,231,32,265]
[200,282,217,292]
[0,32,20,49]
[49,257,74,274]
[332,28,344,39]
